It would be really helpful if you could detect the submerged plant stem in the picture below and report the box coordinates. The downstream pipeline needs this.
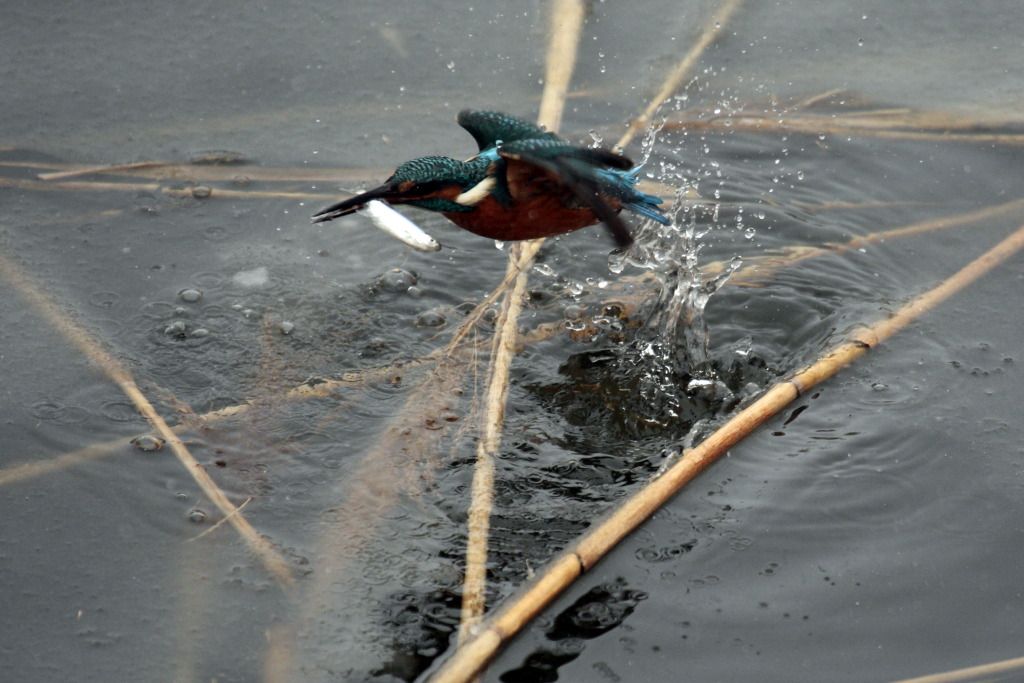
[0,250,296,588]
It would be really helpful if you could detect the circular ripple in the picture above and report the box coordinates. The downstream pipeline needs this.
[88,291,121,308]
[99,400,141,422]
[192,271,227,289]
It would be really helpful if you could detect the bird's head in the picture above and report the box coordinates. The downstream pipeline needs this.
[313,156,479,222]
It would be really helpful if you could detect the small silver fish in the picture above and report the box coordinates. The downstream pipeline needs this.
[363,200,441,252]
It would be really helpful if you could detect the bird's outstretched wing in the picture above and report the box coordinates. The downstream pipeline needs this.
[498,138,636,248]
[457,110,558,152]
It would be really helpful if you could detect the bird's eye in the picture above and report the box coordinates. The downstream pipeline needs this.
[412,181,443,195]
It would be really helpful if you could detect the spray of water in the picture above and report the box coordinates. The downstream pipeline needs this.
[605,99,744,427]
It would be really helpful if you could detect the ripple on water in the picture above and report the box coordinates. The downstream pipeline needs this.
[87,290,121,308]
[99,400,144,423]
[28,399,90,424]
[191,271,227,289]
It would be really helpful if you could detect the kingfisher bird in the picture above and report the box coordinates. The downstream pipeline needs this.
[312,109,670,248]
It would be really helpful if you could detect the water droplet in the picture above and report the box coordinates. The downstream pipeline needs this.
[744,227,756,239]
[278,321,295,335]
[415,310,446,328]
[178,288,203,303]
[377,268,417,292]
[187,509,207,524]
[190,186,212,199]
[130,434,165,452]
[164,320,188,337]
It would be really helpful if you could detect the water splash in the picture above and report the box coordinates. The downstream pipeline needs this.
[606,105,744,427]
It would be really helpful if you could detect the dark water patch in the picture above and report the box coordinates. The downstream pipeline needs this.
[498,579,648,683]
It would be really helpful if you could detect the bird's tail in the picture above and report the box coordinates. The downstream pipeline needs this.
[608,166,671,225]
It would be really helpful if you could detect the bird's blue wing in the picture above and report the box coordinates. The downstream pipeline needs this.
[499,138,637,247]
[457,110,558,152]
[498,138,670,244]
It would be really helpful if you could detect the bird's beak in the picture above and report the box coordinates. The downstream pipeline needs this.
[312,181,398,223]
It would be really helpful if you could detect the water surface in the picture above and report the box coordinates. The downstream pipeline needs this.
[2,1,1023,681]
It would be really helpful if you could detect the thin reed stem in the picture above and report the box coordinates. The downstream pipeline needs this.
[616,0,744,150]
[0,250,296,588]
[456,0,584,646]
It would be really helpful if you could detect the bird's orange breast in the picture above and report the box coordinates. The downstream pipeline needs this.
[443,194,619,241]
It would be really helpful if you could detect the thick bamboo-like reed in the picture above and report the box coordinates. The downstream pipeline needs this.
[428,221,1024,682]
[892,654,1024,683]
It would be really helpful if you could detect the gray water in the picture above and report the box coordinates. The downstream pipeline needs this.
[2,2,1023,681]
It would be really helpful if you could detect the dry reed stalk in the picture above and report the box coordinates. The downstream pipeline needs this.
[428,222,1024,682]
[0,440,137,487]
[459,241,545,640]
[38,160,173,181]
[0,175,338,202]
[0,176,156,193]
[6,157,387,184]
[0,378,355,489]
[0,282,512,491]
[719,196,1024,284]
[32,161,391,184]
[796,108,1022,130]
[456,0,585,647]
[891,654,1024,683]
[615,0,745,150]
[793,88,847,109]
[0,250,296,588]
[537,0,585,134]
[189,497,252,541]
[665,111,1024,145]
